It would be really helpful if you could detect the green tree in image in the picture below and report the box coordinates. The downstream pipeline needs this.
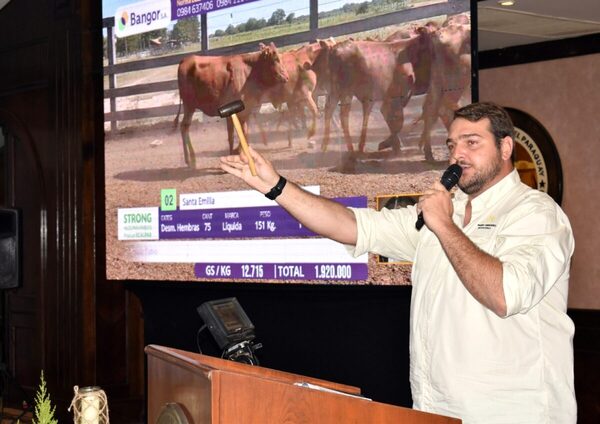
[356,2,370,15]
[171,16,200,43]
[268,8,286,25]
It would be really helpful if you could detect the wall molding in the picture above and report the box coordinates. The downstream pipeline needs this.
[479,33,600,69]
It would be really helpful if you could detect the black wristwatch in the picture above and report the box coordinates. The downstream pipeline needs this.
[265,176,287,200]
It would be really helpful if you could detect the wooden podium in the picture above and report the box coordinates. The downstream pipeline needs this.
[146,345,461,423]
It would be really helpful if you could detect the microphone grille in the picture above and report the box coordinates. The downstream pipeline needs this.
[441,164,462,190]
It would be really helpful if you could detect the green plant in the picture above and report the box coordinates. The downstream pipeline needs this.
[32,370,58,424]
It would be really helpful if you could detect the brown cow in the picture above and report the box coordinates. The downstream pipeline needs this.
[416,18,471,161]
[174,43,289,168]
[442,12,470,27]
[251,39,335,147]
[384,21,439,42]
[383,22,440,98]
[321,28,433,153]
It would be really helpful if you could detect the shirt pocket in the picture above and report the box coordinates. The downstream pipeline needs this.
[467,225,500,254]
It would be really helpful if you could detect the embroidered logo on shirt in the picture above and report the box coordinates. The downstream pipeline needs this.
[477,215,497,230]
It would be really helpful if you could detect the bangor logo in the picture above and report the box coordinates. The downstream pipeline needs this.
[130,9,165,26]
[118,11,128,31]
[114,1,171,38]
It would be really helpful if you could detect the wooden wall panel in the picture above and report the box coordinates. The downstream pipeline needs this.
[0,43,48,94]
[1,89,49,396]
[0,1,144,421]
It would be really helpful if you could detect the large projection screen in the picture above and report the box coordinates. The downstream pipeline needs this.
[103,0,474,284]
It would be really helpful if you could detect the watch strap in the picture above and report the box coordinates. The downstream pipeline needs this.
[265,176,287,200]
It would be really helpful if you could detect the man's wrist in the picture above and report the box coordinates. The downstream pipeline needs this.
[265,176,287,200]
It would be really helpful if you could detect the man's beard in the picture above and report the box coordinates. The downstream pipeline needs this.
[458,151,503,195]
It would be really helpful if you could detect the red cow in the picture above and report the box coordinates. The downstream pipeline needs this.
[442,12,470,27]
[174,43,289,168]
[383,22,439,98]
[384,21,439,42]
[417,18,471,161]
[321,29,433,153]
[251,39,335,147]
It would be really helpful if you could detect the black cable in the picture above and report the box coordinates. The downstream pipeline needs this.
[222,340,260,366]
[196,324,207,354]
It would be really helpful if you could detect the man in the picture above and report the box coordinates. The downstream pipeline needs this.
[220,102,576,423]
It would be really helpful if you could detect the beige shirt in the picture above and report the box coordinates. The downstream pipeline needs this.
[351,170,575,424]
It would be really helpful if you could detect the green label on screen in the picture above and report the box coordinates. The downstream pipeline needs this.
[161,189,177,211]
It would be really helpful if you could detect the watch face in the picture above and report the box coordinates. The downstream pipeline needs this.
[506,108,563,205]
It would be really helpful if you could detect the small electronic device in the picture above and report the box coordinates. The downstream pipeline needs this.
[197,298,261,365]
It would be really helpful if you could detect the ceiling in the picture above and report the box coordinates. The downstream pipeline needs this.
[477,0,600,51]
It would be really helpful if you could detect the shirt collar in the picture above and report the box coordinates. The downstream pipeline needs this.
[454,168,521,209]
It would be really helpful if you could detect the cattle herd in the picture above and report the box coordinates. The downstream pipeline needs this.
[174,13,471,168]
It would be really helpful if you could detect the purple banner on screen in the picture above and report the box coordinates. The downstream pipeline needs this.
[171,0,260,20]
[194,262,369,281]
[159,196,366,240]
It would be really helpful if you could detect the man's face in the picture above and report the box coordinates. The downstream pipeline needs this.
[446,117,509,197]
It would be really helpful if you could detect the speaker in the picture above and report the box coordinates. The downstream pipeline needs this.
[0,208,21,289]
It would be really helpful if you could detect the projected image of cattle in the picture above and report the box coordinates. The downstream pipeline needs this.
[103,0,472,284]
[167,18,470,169]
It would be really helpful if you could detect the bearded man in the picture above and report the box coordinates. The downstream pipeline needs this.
[220,102,576,423]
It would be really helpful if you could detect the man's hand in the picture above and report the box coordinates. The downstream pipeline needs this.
[417,181,455,233]
[220,145,280,194]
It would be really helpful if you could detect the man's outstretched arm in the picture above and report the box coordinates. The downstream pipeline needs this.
[220,146,358,245]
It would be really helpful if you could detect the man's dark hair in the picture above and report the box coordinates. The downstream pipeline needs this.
[454,102,514,147]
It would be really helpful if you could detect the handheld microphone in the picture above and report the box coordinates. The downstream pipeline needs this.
[415,164,462,230]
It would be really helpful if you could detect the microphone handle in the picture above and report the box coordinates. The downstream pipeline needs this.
[415,212,425,230]
[415,164,462,231]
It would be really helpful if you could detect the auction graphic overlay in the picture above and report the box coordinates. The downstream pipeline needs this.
[118,188,369,281]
